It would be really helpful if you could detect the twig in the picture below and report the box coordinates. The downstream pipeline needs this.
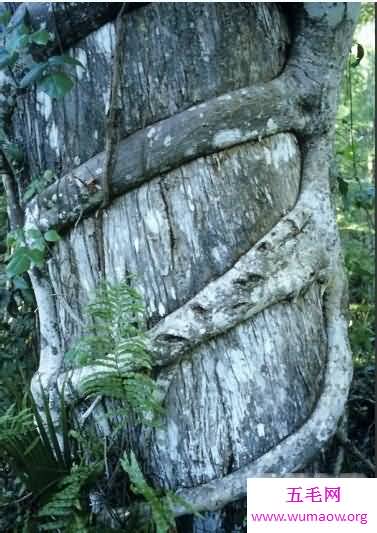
[0,491,33,507]
[101,3,127,208]
[81,395,102,424]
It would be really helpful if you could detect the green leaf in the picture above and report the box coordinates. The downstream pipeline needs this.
[26,228,45,251]
[38,464,99,531]
[48,54,85,69]
[28,248,45,268]
[27,228,43,240]
[44,229,60,242]
[42,169,55,183]
[16,22,30,36]
[38,71,74,99]
[20,62,47,88]
[0,10,12,26]
[6,228,24,247]
[6,248,31,277]
[30,29,51,46]
[121,451,176,533]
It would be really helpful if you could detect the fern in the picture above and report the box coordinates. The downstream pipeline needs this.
[69,280,163,424]
[121,451,201,532]
[38,463,99,531]
[62,280,194,531]
[121,451,177,533]
[0,396,105,530]
[0,400,71,499]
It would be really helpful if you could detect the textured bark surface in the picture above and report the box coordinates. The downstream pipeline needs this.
[145,283,327,489]
[3,2,359,531]
[14,3,289,179]
[48,133,301,350]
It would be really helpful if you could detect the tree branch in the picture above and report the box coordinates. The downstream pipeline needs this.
[170,265,352,515]
[26,75,303,233]
[57,137,337,401]
[24,3,359,234]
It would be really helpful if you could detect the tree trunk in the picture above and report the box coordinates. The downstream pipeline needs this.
[5,2,358,531]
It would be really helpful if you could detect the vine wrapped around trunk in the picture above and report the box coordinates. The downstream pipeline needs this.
[1,2,359,527]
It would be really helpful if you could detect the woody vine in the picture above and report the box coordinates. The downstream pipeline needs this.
[0,3,370,531]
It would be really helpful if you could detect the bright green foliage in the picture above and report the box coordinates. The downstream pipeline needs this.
[0,8,85,99]
[68,280,163,424]
[121,451,198,533]
[358,3,375,24]
[38,71,75,99]
[0,280,179,531]
[5,226,60,279]
[0,390,102,530]
[335,6,374,367]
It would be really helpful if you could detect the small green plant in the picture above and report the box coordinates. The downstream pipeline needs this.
[1,280,191,531]
[68,280,163,424]
[6,226,60,281]
[0,388,102,530]
[121,451,178,533]
[38,464,100,532]
[0,8,85,99]
[0,396,72,504]
[65,279,198,530]
[121,451,200,533]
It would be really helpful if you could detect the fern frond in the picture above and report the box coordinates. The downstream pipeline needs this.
[38,463,100,532]
[121,451,176,533]
[0,395,75,499]
[69,280,163,424]
[0,404,34,439]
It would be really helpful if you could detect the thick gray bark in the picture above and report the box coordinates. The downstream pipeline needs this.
[3,2,359,530]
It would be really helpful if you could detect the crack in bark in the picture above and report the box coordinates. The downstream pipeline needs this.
[59,136,335,399]
[159,178,176,270]
[23,3,358,235]
[101,4,127,209]
[5,2,358,517]
[169,266,352,516]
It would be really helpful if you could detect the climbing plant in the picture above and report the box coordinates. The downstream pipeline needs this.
[0,8,84,98]
[0,3,374,532]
